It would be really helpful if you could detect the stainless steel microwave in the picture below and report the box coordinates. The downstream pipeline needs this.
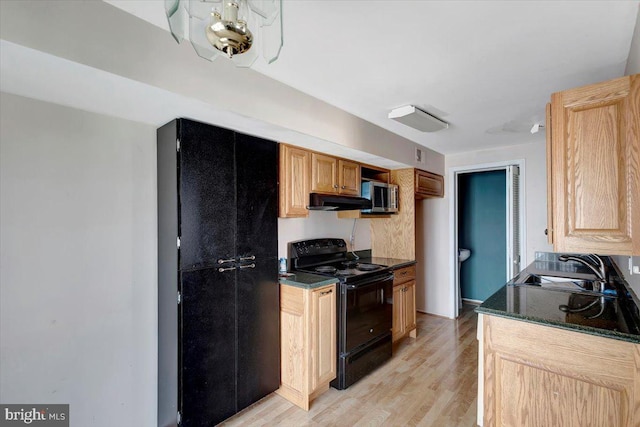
[361,182,399,213]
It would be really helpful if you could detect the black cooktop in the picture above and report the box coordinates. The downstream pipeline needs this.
[288,238,390,283]
[297,260,385,279]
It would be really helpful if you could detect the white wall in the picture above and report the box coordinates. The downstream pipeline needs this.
[0,93,157,426]
[625,3,640,76]
[278,213,371,259]
[417,138,553,317]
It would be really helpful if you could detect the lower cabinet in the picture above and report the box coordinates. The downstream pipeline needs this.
[277,283,337,410]
[392,265,417,342]
[480,314,640,427]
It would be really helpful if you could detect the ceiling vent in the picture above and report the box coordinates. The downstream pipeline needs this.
[388,105,448,132]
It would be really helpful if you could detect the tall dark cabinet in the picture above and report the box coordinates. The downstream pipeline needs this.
[157,118,279,427]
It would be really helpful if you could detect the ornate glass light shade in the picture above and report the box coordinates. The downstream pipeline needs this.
[165,0,283,67]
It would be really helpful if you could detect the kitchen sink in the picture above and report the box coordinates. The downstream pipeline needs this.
[512,273,612,295]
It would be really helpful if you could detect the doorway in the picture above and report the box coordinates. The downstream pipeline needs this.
[450,160,525,318]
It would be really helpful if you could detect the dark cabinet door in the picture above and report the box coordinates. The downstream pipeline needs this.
[235,133,278,260]
[172,119,279,425]
[179,120,236,270]
[180,267,237,426]
[236,257,280,409]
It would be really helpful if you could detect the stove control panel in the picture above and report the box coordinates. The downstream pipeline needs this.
[288,238,347,258]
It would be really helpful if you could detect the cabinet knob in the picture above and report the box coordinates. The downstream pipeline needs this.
[333,184,339,189]
[341,185,346,189]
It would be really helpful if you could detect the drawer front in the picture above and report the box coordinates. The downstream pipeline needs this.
[393,265,416,285]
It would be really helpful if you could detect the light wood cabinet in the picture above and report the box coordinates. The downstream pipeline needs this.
[277,283,336,410]
[392,265,417,342]
[481,314,640,427]
[311,153,361,196]
[371,169,416,259]
[311,152,338,193]
[547,74,640,255]
[415,169,444,198]
[338,159,360,195]
[279,144,311,218]
[280,145,390,218]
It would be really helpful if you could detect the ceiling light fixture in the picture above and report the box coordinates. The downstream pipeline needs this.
[388,105,449,132]
[165,0,283,67]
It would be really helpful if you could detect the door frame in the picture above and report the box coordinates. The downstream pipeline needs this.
[449,159,526,318]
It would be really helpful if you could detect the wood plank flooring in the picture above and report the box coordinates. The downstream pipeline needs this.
[221,305,479,427]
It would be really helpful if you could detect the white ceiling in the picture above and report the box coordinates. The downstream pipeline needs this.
[105,0,639,155]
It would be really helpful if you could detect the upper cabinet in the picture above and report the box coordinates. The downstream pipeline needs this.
[311,153,338,193]
[415,169,444,198]
[280,144,386,218]
[279,144,311,218]
[338,160,361,196]
[311,153,360,196]
[547,74,640,255]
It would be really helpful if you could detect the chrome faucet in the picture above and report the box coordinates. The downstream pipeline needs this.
[558,253,608,292]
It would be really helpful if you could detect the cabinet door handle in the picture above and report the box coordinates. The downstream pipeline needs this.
[218,266,236,273]
[400,271,407,276]
[544,228,548,236]
[239,255,255,261]
[333,184,339,189]
[239,263,256,269]
[341,185,346,189]
[320,289,333,295]
[218,258,235,264]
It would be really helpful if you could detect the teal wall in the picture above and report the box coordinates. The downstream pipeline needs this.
[458,170,507,301]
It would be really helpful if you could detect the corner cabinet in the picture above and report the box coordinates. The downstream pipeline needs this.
[480,314,640,427]
[391,264,417,342]
[277,283,337,410]
[547,74,640,255]
[279,144,310,218]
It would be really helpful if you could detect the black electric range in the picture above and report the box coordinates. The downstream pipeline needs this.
[288,238,394,389]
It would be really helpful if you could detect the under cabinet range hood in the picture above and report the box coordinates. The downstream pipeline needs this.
[307,193,373,211]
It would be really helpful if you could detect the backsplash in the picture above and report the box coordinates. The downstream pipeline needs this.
[277,211,371,258]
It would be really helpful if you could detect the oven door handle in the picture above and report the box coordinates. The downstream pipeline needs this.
[346,273,394,289]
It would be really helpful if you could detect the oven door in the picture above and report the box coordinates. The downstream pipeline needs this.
[342,273,394,353]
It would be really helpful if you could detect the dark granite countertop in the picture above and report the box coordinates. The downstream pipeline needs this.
[477,254,640,344]
[279,272,338,290]
[357,257,416,270]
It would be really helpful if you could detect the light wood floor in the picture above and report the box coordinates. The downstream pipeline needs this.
[221,305,479,427]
